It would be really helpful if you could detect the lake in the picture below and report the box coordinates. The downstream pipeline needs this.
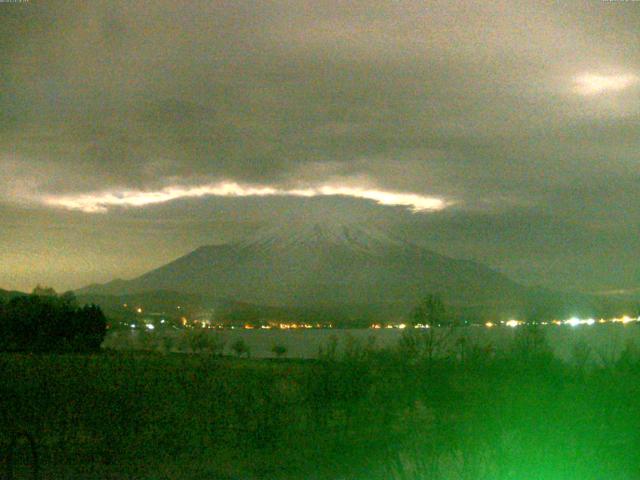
[104,323,640,364]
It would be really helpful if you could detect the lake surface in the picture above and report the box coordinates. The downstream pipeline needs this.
[104,323,640,364]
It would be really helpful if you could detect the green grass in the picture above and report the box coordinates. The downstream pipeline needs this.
[2,330,640,479]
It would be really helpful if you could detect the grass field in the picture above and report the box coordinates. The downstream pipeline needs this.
[2,328,640,479]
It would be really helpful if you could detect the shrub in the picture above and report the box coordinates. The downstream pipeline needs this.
[231,338,250,358]
[271,344,287,358]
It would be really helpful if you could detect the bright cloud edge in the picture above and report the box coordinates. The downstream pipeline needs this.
[41,182,450,214]
[573,73,640,96]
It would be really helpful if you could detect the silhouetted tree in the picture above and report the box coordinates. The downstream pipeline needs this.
[32,284,57,297]
[184,329,209,353]
[60,290,78,308]
[0,291,107,352]
[74,304,107,351]
[411,293,448,326]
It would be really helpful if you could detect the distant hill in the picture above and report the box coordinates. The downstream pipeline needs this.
[0,288,26,302]
[76,290,205,313]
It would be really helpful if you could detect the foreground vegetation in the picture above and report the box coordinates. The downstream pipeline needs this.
[2,327,640,479]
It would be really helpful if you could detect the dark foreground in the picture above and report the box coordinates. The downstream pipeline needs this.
[2,328,640,479]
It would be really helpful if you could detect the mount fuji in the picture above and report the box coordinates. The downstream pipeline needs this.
[79,223,527,310]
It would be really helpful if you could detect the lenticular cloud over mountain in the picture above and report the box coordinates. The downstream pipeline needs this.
[42,182,449,213]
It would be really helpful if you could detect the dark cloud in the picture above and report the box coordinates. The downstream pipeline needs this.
[1,1,639,291]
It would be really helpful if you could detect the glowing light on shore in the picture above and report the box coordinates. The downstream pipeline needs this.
[611,315,637,325]
[574,73,639,95]
[565,317,581,327]
[565,317,596,327]
[42,182,448,213]
[505,320,521,328]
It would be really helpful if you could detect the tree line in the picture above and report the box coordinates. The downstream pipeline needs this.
[0,286,107,353]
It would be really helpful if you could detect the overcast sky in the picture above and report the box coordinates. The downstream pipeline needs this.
[1,0,639,293]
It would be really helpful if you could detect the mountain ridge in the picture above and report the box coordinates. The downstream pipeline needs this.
[78,223,526,309]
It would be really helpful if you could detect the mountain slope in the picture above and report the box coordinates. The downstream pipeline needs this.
[79,223,526,309]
